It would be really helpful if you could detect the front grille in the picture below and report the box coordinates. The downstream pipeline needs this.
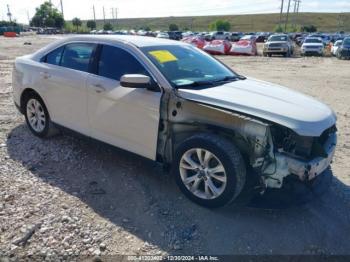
[269,43,283,48]
[340,49,350,57]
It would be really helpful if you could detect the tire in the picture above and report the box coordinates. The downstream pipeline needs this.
[268,54,272,57]
[173,133,246,208]
[24,93,58,138]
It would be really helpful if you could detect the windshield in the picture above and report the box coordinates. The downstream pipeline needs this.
[141,45,239,88]
[343,38,350,45]
[269,35,287,42]
[304,38,322,43]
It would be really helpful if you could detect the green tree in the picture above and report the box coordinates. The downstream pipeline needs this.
[86,20,96,30]
[301,25,317,33]
[103,22,113,31]
[30,1,64,28]
[274,24,283,33]
[169,23,179,31]
[209,20,231,31]
[0,20,17,27]
[72,17,82,32]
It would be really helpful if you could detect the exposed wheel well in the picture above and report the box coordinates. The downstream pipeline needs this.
[20,88,41,114]
[164,123,251,165]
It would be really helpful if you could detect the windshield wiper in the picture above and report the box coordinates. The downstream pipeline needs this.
[175,80,215,88]
[212,75,243,83]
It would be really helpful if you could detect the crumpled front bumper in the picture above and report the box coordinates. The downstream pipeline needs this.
[263,132,337,189]
[283,133,337,181]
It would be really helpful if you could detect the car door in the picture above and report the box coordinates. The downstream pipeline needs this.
[39,42,97,135]
[86,44,162,160]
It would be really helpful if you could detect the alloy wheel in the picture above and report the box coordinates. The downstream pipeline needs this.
[179,148,227,200]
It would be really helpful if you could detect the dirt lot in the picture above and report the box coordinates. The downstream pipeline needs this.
[0,35,350,259]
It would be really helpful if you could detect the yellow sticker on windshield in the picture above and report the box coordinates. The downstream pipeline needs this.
[149,50,178,63]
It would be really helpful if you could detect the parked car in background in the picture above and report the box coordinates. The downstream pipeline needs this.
[229,35,257,56]
[301,37,324,56]
[168,31,182,40]
[256,34,268,43]
[263,34,294,57]
[206,31,230,41]
[336,37,350,59]
[331,40,343,56]
[203,40,231,55]
[181,36,206,49]
[230,32,243,42]
[156,32,169,39]
[182,31,194,38]
[13,35,337,208]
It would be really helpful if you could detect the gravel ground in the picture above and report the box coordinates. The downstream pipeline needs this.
[0,35,350,260]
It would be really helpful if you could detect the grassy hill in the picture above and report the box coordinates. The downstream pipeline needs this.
[82,12,350,32]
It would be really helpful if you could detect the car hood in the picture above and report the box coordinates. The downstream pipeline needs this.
[302,43,323,47]
[177,78,336,136]
[266,41,287,45]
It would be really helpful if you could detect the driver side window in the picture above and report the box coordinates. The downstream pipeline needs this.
[98,45,149,81]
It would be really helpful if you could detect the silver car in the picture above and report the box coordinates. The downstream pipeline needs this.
[13,35,337,207]
[263,34,294,57]
[301,37,324,56]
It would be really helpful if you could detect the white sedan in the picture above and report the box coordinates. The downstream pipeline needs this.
[331,40,343,56]
[13,35,337,207]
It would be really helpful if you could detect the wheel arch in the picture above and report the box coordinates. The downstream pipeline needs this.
[20,88,44,114]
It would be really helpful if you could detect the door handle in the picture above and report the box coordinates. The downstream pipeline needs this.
[40,71,51,79]
[92,84,106,93]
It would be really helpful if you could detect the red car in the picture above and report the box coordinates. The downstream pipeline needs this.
[181,36,206,49]
[203,40,232,55]
[229,35,258,56]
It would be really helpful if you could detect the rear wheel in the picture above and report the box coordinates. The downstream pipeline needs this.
[24,93,58,138]
[173,133,246,208]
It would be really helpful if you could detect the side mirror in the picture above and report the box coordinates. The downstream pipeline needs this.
[120,74,151,88]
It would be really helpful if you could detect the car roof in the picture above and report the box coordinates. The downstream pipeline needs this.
[58,35,186,47]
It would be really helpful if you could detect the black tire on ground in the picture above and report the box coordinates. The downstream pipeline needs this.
[172,133,246,208]
[268,54,272,57]
[23,92,59,138]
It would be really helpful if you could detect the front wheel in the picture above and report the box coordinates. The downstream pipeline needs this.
[173,133,246,208]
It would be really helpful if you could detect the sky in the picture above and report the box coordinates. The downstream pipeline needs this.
[1,0,350,24]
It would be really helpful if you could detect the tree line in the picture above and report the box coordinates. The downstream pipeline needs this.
[27,1,318,33]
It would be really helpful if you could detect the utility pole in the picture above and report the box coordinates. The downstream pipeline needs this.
[103,6,106,25]
[93,5,96,22]
[292,0,297,28]
[27,11,30,25]
[279,0,284,26]
[7,4,12,22]
[60,0,64,19]
[284,0,291,32]
[115,8,118,28]
[111,8,115,20]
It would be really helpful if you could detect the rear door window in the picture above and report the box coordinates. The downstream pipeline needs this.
[97,45,148,81]
[60,43,96,72]
[45,46,64,65]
